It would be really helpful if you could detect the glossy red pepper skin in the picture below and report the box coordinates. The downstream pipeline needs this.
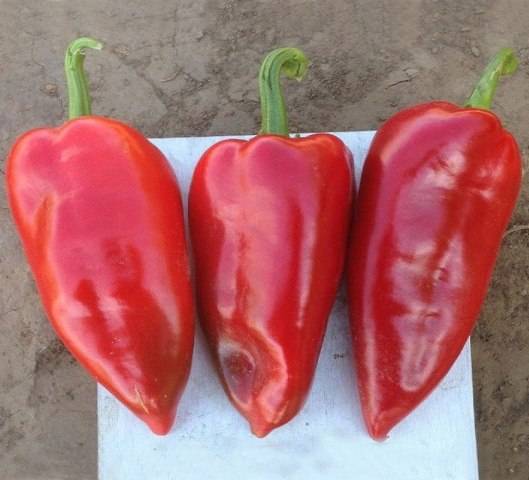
[7,116,194,435]
[189,134,353,436]
[348,101,522,440]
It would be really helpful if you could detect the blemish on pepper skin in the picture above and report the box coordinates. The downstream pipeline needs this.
[135,385,149,414]
[219,344,256,406]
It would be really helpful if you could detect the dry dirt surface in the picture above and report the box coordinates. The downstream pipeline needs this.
[1,0,529,479]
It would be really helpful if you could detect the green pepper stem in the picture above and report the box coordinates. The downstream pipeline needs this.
[258,48,309,136]
[65,37,103,119]
[465,48,518,110]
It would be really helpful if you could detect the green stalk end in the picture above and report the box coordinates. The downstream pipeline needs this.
[258,47,309,136]
[465,48,518,110]
[65,37,103,120]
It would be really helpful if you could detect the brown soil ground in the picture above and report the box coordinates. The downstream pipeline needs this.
[1,1,528,478]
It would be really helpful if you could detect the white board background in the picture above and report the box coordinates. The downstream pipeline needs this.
[98,132,479,480]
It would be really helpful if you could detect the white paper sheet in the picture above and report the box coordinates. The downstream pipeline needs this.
[98,132,479,480]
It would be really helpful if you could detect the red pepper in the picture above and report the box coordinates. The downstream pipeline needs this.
[189,48,354,437]
[6,38,194,435]
[348,49,522,440]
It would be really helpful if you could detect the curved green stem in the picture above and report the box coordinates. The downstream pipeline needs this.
[465,48,518,110]
[259,47,309,136]
[65,37,103,119]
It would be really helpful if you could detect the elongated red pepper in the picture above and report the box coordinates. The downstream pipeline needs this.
[348,49,522,440]
[6,38,194,435]
[189,48,354,437]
